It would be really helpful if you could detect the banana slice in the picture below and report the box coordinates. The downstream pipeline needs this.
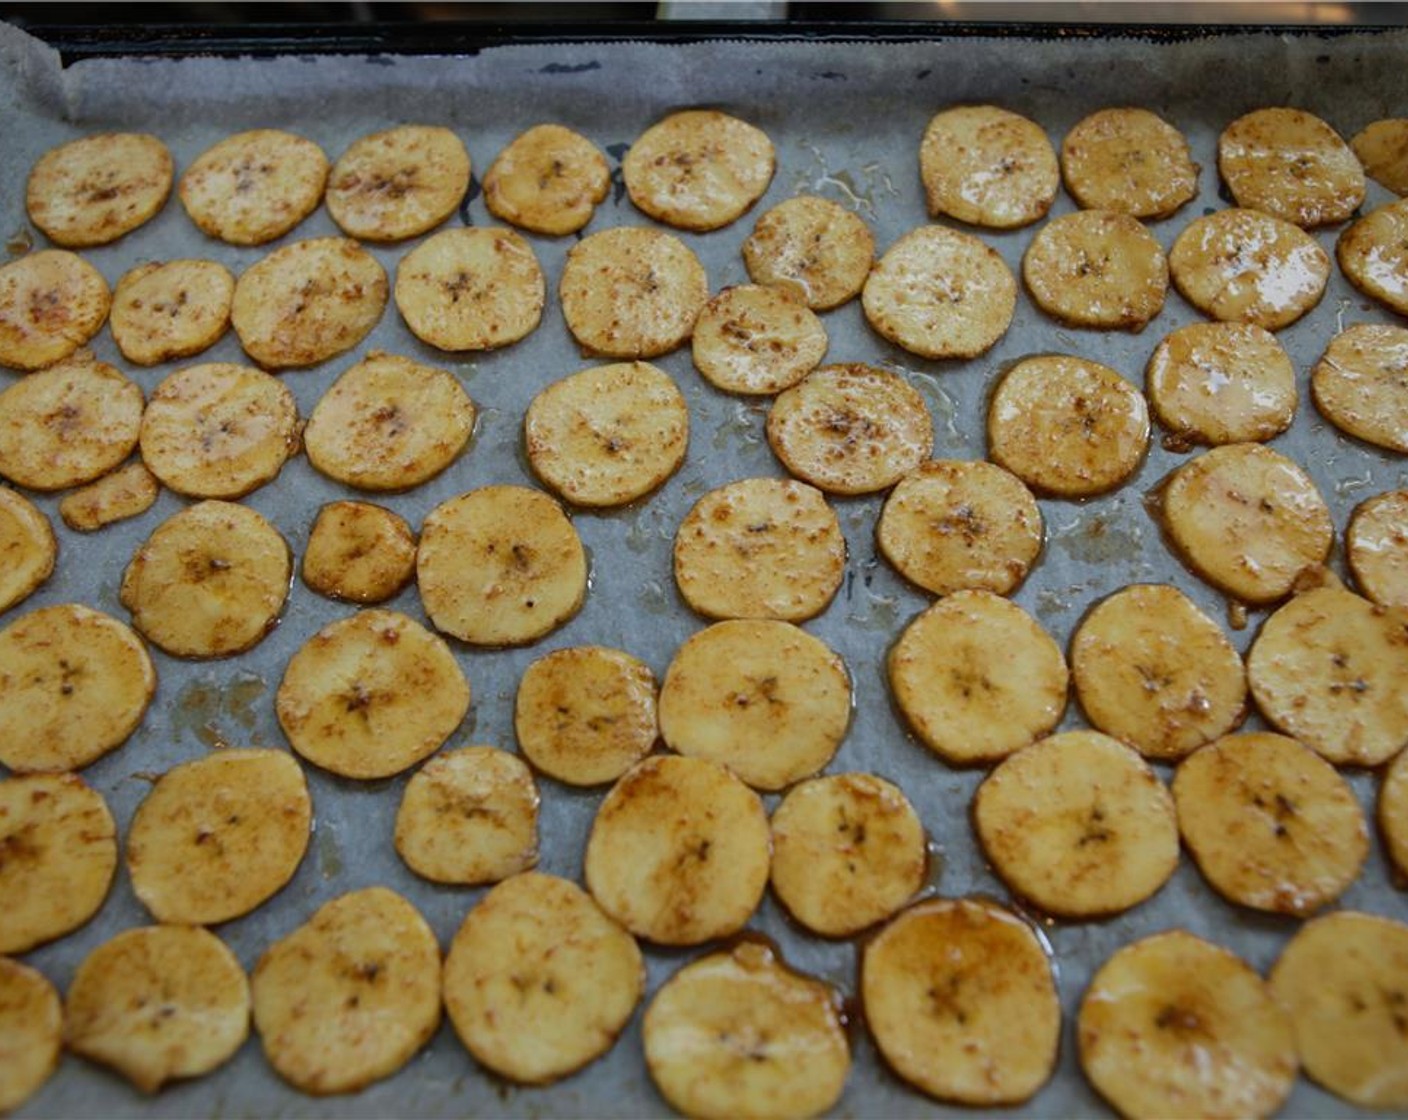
[889,590,1067,765]
[1381,747,1408,879]
[657,619,851,791]
[1071,583,1247,761]
[58,461,159,533]
[583,754,770,946]
[1349,490,1408,607]
[302,500,417,604]
[0,772,115,954]
[326,124,470,242]
[877,459,1042,598]
[126,748,312,925]
[741,194,875,310]
[919,105,1059,229]
[0,249,110,372]
[1311,322,1408,452]
[974,730,1179,917]
[0,603,155,772]
[0,958,62,1113]
[1219,106,1365,228]
[769,772,926,938]
[1022,210,1168,330]
[643,940,849,1120]
[276,608,470,781]
[0,487,55,613]
[178,129,328,246]
[417,485,587,646]
[1337,199,1408,315]
[26,132,172,248]
[673,477,845,622]
[524,360,688,508]
[110,259,235,366]
[1350,118,1408,194]
[443,872,644,1084]
[861,898,1060,1106]
[690,284,828,396]
[1060,107,1199,219]
[1078,930,1298,1120]
[483,123,611,236]
[394,746,538,884]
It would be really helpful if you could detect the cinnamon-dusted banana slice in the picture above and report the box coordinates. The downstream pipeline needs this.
[0,604,154,773]
[230,237,387,369]
[0,959,62,1113]
[623,109,775,232]
[919,105,1059,229]
[524,361,688,508]
[483,123,611,237]
[1349,490,1408,606]
[1023,210,1168,330]
[302,500,416,604]
[691,284,828,396]
[1079,930,1298,1120]
[673,477,845,622]
[559,226,708,359]
[0,250,110,372]
[27,132,172,248]
[741,194,875,310]
[126,748,312,925]
[394,746,538,884]
[1382,748,1408,878]
[0,487,54,613]
[583,755,769,945]
[987,354,1149,498]
[1270,910,1408,1109]
[1351,118,1408,195]
[1219,107,1365,228]
[179,129,329,246]
[58,461,159,533]
[1061,107,1199,219]
[417,485,587,646]
[1247,584,1408,767]
[276,608,470,781]
[327,124,469,242]
[1337,199,1408,315]
[1311,322,1408,452]
[862,897,1060,1106]
[444,872,644,1084]
[974,730,1179,917]
[252,887,440,1096]
[1159,443,1332,605]
[110,259,234,366]
[0,773,115,954]
[304,350,475,491]
[658,619,851,792]
[644,940,849,1120]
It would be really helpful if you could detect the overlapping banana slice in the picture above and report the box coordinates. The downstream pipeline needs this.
[110,259,235,366]
[326,124,470,242]
[0,958,62,1113]
[690,284,828,395]
[1350,118,1408,194]
[1381,747,1408,879]
[741,194,875,310]
[178,129,329,246]
[1218,106,1365,227]
[1022,210,1168,330]
[58,461,159,533]
[919,105,1059,229]
[301,500,417,604]
[1310,322,1408,453]
[1348,490,1408,607]
[1060,107,1199,219]
[1338,198,1408,315]
[0,487,54,613]
[483,123,611,236]
[0,250,110,372]
[26,132,172,247]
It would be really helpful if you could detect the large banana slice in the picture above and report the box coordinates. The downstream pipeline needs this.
[1381,747,1408,879]
[1310,322,1408,453]
[0,250,110,372]
[691,284,827,396]
[0,487,55,614]
[1023,210,1168,330]
[58,461,159,533]
[1350,118,1408,195]
[110,259,234,366]
[919,105,1059,229]
[741,194,875,311]
[1218,106,1365,227]
[1060,107,1199,219]
[178,129,329,246]
[0,958,62,1113]
[1339,198,1408,315]
[301,500,417,604]
[483,123,611,237]
[26,132,172,248]
[326,124,470,242]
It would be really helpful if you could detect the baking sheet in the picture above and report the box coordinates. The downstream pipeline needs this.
[3,20,1408,1118]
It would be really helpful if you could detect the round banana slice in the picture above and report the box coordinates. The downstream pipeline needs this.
[1336,199,1408,315]
[58,461,159,533]
[1159,443,1332,605]
[276,608,470,781]
[673,477,845,622]
[690,284,828,396]
[0,772,115,954]
[1349,490,1408,607]
[394,746,538,885]
[1269,910,1408,1109]
[524,361,688,508]
[444,872,644,1084]
[26,132,172,248]
[417,485,587,646]
[178,129,329,246]
[482,123,611,236]
[0,603,155,772]
[120,500,290,659]
[741,194,875,310]
[644,940,849,1120]
[1060,107,1199,219]
[862,897,1060,1106]
[230,236,387,370]
[326,124,470,242]
[251,887,441,1096]
[1350,118,1408,195]
[861,224,1017,359]
[1311,322,1408,452]
[987,354,1149,498]
[769,772,926,938]
[302,500,417,604]
[1023,210,1169,330]
[623,109,775,232]
[0,487,55,614]
[583,755,770,946]
[0,958,62,1114]
[974,730,1180,917]
[1078,930,1298,1120]
[877,459,1043,598]
[559,226,708,359]
[0,249,110,372]
[919,105,1059,229]
[1381,748,1408,879]
[1247,585,1408,767]
[1218,107,1365,228]
[110,259,235,366]
[658,619,851,792]
[1071,583,1247,761]
[126,748,312,925]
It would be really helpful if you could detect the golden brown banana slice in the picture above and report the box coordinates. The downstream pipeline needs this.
[1219,106,1365,228]
[251,887,440,1096]
[482,123,611,236]
[583,755,769,945]
[1023,210,1169,330]
[673,477,845,622]
[178,129,327,246]
[27,132,172,248]
[1382,748,1408,878]
[0,250,110,372]
[1060,107,1199,219]
[0,958,62,1113]
[126,748,312,925]
[690,284,828,396]
[58,461,159,533]
[110,259,235,366]
[919,105,1059,229]
[862,897,1060,1106]
[301,500,417,604]
[741,194,875,310]
[276,608,470,781]
[1311,322,1408,452]
[0,487,55,613]
[643,940,849,1120]
[524,361,688,508]
[1350,118,1408,194]
[1078,930,1298,1120]
[1337,199,1408,315]
[1349,490,1408,607]
[326,124,470,242]
[444,872,643,1085]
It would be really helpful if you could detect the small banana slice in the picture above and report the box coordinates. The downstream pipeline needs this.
[110,259,235,366]
[741,194,875,310]
[326,124,470,242]
[178,129,329,246]
[276,608,470,781]
[690,284,828,396]
[583,755,770,946]
[1060,107,1199,219]
[0,487,55,613]
[1349,490,1408,607]
[482,123,610,236]
[0,250,110,372]
[975,730,1179,917]
[301,500,417,604]
[1078,930,1298,1120]
[643,940,849,1120]
[1381,748,1408,878]
[919,105,1059,229]
[861,898,1060,1106]
[394,746,538,885]
[0,958,62,1113]
[1219,106,1365,228]
[1350,118,1408,194]
[1311,322,1408,452]
[1269,910,1408,1109]
[673,477,845,622]
[1337,199,1408,315]
[1023,210,1168,330]
[443,872,643,1084]
[58,461,159,533]
[524,361,688,508]
[26,132,172,248]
